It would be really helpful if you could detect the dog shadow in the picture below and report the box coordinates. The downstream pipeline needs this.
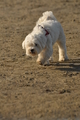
[50,58,80,72]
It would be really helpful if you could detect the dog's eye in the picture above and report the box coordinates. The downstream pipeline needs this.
[35,43,37,46]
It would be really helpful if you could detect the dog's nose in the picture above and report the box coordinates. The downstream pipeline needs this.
[31,49,34,53]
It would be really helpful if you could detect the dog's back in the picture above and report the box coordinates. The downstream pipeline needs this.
[36,11,57,25]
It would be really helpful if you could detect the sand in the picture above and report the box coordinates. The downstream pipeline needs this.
[0,0,80,120]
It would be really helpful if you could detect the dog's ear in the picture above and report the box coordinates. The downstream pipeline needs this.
[22,41,25,49]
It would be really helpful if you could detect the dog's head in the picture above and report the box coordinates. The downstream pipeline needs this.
[22,33,46,57]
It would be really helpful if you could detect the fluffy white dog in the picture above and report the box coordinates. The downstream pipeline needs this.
[22,11,68,65]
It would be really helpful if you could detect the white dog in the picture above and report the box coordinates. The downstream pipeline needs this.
[22,11,68,65]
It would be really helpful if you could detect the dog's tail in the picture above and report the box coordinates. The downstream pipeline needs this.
[36,11,57,25]
[43,11,57,21]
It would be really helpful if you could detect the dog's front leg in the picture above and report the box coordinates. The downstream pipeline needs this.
[36,47,53,65]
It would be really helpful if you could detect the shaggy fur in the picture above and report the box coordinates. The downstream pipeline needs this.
[22,11,68,65]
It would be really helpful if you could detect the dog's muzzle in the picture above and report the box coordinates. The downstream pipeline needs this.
[29,48,37,56]
[31,49,34,53]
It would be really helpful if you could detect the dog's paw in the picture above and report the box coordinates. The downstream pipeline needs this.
[49,58,53,63]
[59,57,68,62]
[36,60,43,65]
[44,60,50,65]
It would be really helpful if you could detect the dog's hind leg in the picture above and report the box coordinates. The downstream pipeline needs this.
[57,30,68,62]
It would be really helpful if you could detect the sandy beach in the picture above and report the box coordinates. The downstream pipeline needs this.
[0,0,80,120]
